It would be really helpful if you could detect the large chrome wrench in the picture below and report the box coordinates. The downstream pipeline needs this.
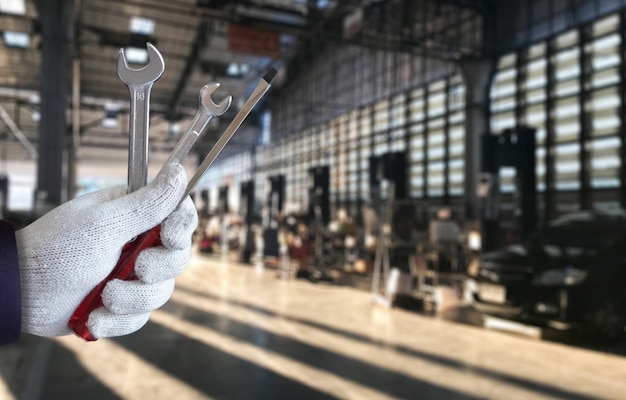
[68,43,164,341]
[117,43,165,193]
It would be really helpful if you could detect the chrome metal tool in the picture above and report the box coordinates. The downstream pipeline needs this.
[159,82,232,175]
[117,42,165,193]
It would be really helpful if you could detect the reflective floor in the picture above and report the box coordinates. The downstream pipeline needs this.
[2,251,626,399]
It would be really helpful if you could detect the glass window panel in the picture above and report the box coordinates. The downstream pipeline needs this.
[497,53,516,69]
[391,94,406,128]
[527,58,547,72]
[449,143,464,157]
[492,96,516,112]
[499,167,516,193]
[591,33,620,51]
[589,136,620,188]
[410,98,425,122]
[428,147,445,159]
[554,142,580,155]
[374,100,389,132]
[528,43,546,59]
[525,87,546,103]
[410,136,424,157]
[555,97,580,118]
[525,73,547,89]
[429,131,445,146]
[590,87,620,110]
[427,92,446,117]
[491,111,516,132]
[391,140,405,152]
[429,80,445,92]
[410,123,425,135]
[593,14,619,37]
[555,122,579,142]
[412,87,424,98]
[448,84,465,111]
[525,104,545,125]
[534,128,546,146]
[555,79,580,97]
[449,111,464,125]
[449,126,464,141]
[554,48,580,80]
[493,68,517,85]
[374,141,387,155]
[428,118,445,130]
[428,161,445,172]
[592,52,620,70]
[490,82,517,98]
[591,110,619,136]
[556,30,578,48]
[592,68,619,88]
[449,159,464,169]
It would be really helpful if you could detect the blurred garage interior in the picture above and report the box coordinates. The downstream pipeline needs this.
[2,0,626,399]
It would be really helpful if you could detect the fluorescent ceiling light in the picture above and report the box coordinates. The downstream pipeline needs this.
[0,0,25,15]
[123,46,148,64]
[129,16,155,35]
[226,62,249,77]
[3,31,29,49]
[102,102,119,129]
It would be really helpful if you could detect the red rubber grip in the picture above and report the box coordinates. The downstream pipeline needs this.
[68,225,162,341]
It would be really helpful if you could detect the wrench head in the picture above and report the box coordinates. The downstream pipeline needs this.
[199,82,232,116]
[116,43,165,86]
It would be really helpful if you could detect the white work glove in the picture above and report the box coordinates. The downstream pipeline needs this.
[15,163,198,338]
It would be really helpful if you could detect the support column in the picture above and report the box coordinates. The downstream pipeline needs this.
[459,59,494,221]
[34,0,73,212]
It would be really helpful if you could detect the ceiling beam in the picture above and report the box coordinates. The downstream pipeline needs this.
[166,19,212,121]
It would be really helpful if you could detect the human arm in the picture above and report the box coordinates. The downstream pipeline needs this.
[0,220,21,345]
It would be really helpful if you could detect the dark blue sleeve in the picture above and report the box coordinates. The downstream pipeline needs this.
[0,220,21,344]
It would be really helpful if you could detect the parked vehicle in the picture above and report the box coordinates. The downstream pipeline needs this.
[471,210,626,341]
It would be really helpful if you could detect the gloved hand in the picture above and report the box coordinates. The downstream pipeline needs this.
[15,163,198,338]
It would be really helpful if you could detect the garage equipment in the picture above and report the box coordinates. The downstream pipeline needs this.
[480,126,536,252]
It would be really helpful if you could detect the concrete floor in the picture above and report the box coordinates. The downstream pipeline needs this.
[2,251,626,400]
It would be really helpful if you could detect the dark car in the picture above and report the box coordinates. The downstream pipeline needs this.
[471,210,626,341]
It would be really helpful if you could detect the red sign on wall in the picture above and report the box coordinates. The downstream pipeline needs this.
[228,24,281,58]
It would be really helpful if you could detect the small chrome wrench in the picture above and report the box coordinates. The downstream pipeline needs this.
[117,42,165,193]
[159,82,232,175]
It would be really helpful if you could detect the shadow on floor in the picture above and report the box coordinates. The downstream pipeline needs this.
[112,321,341,400]
[1,335,122,400]
[163,293,597,400]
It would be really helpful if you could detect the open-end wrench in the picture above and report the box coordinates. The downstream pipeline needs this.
[117,42,165,194]
[158,82,232,174]
[68,43,164,340]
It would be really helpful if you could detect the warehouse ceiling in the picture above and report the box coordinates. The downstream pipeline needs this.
[0,0,496,165]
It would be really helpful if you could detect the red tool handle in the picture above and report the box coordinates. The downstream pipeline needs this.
[68,225,162,341]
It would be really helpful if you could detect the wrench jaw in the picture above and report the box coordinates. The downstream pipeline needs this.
[116,43,165,86]
[199,83,232,116]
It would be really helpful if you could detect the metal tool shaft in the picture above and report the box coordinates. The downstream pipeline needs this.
[127,84,154,193]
